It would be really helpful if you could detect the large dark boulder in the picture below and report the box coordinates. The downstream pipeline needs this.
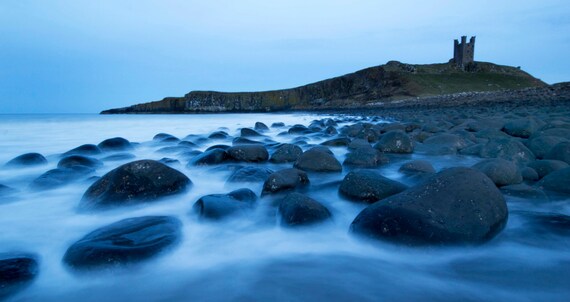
[527,136,567,159]
[58,155,103,169]
[320,138,351,147]
[339,170,407,203]
[208,131,230,140]
[350,167,508,245]
[254,122,270,131]
[227,145,269,162]
[544,142,570,164]
[0,254,39,299]
[278,193,331,227]
[472,159,523,187]
[4,153,47,168]
[500,184,549,201]
[193,188,257,220]
[269,144,303,163]
[527,160,569,179]
[262,168,310,196]
[399,160,436,175]
[98,137,133,152]
[373,131,414,154]
[62,144,102,157]
[240,128,263,137]
[30,166,95,191]
[288,124,310,135]
[63,216,181,269]
[227,166,273,183]
[419,133,471,155]
[189,148,228,166]
[343,146,389,168]
[294,147,342,172]
[80,160,191,210]
[536,167,570,196]
[479,138,535,165]
[502,118,539,138]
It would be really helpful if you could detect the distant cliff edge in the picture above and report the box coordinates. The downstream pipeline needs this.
[101,61,548,114]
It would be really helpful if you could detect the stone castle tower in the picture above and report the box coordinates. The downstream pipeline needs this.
[453,36,475,68]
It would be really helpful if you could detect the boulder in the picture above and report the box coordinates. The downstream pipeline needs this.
[294,147,342,172]
[278,193,332,227]
[320,137,351,147]
[544,142,570,164]
[227,166,273,183]
[98,137,133,152]
[288,124,310,135]
[536,167,570,196]
[262,168,310,196]
[271,122,285,128]
[208,131,230,140]
[240,128,263,137]
[343,147,389,168]
[269,144,303,163]
[189,148,228,166]
[527,136,567,159]
[30,166,95,190]
[373,131,414,154]
[102,153,136,162]
[527,160,569,179]
[63,216,181,269]
[0,254,39,299]
[153,133,177,141]
[323,126,338,135]
[254,122,270,131]
[420,133,470,155]
[347,138,371,150]
[80,160,191,210]
[193,188,257,220]
[502,118,539,138]
[500,184,549,201]
[472,159,523,187]
[62,144,102,157]
[58,155,103,169]
[521,167,540,181]
[4,153,47,168]
[232,137,264,145]
[350,167,508,245]
[227,145,269,162]
[399,160,436,175]
[479,138,535,165]
[339,170,407,203]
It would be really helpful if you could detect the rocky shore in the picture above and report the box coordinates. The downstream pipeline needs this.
[3,96,570,299]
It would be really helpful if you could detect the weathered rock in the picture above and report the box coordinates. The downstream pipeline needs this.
[189,148,228,166]
[153,133,177,141]
[502,118,539,138]
[544,142,570,164]
[347,138,371,150]
[156,145,192,155]
[254,122,270,131]
[262,168,310,196]
[206,144,231,151]
[98,137,133,152]
[288,124,310,135]
[4,153,47,168]
[323,126,338,135]
[30,166,95,190]
[80,160,191,210]
[227,144,269,162]
[102,153,136,162]
[294,147,342,172]
[339,170,407,203]
[208,131,230,140]
[159,157,180,165]
[374,131,414,154]
[271,122,285,128]
[63,216,181,269]
[536,167,570,196]
[527,160,569,179]
[473,159,523,187]
[350,167,508,245]
[320,137,351,147]
[521,167,540,181]
[58,155,103,169]
[420,133,470,155]
[479,138,535,165]
[62,144,102,157]
[343,147,389,168]
[227,166,273,183]
[500,184,549,201]
[193,188,257,220]
[240,128,263,137]
[0,254,39,299]
[232,137,264,145]
[527,136,567,159]
[269,144,303,163]
[278,193,331,227]
[399,160,436,175]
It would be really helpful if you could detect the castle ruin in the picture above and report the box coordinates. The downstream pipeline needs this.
[453,36,475,69]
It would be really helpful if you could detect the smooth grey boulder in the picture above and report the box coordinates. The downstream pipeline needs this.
[189,148,228,166]
[294,147,342,172]
[262,168,310,196]
[269,144,303,163]
[500,184,549,201]
[98,137,133,152]
[226,144,269,162]
[399,160,436,175]
[419,133,471,155]
[350,167,508,245]
[320,137,351,147]
[278,193,331,227]
[536,167,570,196]
[0,253,39,299]
[343,147,389,168]
[62,144,102,157]
[288,124,310,135]
[544,142,570,164]
[339,170,407,203]
[473,159,523,187]
[58,155,103,169]
[80,160,191,210]
[527,136,567,159]
[479,138,535,165]
[63,216,181,269]
[30,166,95,191]
[502,118,539,138]
[373,130,414,154]
[240,128,263,137]
[254,122,270,131]
[4,153,47,168]
[527,160,569,179]
[227,166,273,183]
[193,188,257,220]
[521,167,540,181]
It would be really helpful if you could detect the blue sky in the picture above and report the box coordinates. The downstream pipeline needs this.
[1,0,569,113]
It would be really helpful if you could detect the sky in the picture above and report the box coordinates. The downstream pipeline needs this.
[1,0,569,113]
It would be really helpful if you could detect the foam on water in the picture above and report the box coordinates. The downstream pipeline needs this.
[0,114,569,301]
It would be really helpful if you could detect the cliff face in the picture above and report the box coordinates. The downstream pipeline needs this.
[101,61,547,114]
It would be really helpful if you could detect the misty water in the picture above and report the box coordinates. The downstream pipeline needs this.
[1,114,569,301]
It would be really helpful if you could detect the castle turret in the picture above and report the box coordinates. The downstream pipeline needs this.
[453,36,476,69]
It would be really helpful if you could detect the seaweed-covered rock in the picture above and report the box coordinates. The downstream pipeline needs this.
[63,216,181,269]
[80,160,191,210]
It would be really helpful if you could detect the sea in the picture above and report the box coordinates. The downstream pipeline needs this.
[0,113,569,301]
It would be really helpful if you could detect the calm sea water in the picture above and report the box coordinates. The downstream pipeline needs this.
[0,114,569,302]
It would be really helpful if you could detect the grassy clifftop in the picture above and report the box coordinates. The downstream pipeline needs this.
[102,61,546,114]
